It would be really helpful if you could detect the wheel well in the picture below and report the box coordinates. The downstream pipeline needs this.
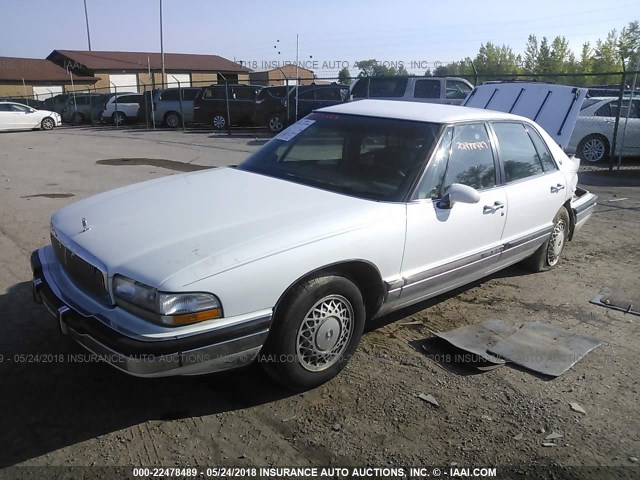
[275,261,386,321]
[563,200,576,241]
[580,133,610,150]
[164,110,180,119]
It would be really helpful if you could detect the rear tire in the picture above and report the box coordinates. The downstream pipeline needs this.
[71,112,84,125]
[577,134,609,163]
[164,111,181,128]
[260,275,365,391]
[112,111,126,126]
[524,207,570,272]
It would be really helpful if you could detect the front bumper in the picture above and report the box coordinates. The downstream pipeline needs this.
[31,249,272,377]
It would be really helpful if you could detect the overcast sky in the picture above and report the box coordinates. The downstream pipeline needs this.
[1,0,637,76]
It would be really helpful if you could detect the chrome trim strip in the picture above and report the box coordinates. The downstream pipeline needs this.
[67,325,267,377]
[404,245,504,289]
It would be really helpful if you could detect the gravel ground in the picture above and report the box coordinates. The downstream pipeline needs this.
[0,127,638,479]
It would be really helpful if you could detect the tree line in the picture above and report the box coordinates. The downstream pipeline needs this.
[338,20,639,86]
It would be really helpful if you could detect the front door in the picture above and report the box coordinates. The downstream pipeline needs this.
[398,123,508,308]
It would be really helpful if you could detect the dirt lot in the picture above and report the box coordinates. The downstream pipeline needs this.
[0,127,638,479]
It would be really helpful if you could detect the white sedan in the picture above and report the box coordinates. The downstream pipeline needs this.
[0,101,61,131]
[31,99,597,390]
[566,96,640,162]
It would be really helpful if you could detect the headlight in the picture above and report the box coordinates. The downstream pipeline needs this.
[113,275,222,327]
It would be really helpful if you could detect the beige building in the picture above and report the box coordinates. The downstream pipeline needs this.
[0,56,96,100]
[249,65,315,86]
[46,50,252,94]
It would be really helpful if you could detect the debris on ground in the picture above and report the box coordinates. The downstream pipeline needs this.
[569,402,587,415]
[513,433,524,441]
[546,432,564,440]
[418,393,439,407]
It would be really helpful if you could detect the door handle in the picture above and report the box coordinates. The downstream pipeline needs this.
[483,201,505,214]
[551,184,565,193]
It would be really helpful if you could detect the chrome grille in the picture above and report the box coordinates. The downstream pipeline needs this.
[51,233,110,304]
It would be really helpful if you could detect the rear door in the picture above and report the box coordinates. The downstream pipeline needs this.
[489,121,567,263]
[0,103,19,129]
[412,78,443,104]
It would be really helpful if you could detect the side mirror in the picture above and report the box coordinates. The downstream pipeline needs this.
[438,183,481,209]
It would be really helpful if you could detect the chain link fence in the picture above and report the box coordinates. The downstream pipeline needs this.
[2,70,638,167]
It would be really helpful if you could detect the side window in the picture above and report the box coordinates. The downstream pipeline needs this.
[442,123,496,191]
[204,88,225,99]
[416,127,453,199]
[183,89,199,101]
[298,89,315,100]
[0,104,11,111]
[445,80,472,100]
[527,127,557,172]
[414,79,441,99]
[161,90,180,101]
[234,88,255,100]
[315,88,340,101]
[595,102,613,117]
[493,122,544,182]
[10,104,29,112]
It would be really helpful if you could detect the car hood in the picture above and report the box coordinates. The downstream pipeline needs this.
[52,167,395,289]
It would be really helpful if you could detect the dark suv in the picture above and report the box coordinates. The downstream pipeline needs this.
[193,84,263,129]
[256,84,350,132]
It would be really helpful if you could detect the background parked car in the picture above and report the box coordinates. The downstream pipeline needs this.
[350,76,473,105]
[257,84,350,132]
[566,97,640,162]
[43,94,74,115]
[61,93,111,124]
[0,97,47,110]
[101,93,142,126]
[0,101,61,131]
[193,84,263,130]
[150,87,202,128]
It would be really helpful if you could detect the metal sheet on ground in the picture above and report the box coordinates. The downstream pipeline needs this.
[433,319,519,364]
[590,288,640,317]
[488,322,601,377]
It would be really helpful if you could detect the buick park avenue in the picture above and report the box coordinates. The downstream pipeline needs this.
[31,97,596,390]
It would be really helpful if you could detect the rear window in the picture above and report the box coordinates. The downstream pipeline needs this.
[351,77,408,98]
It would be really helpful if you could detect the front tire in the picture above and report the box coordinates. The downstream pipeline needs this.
[260,275,365,391]
[211,113,227,130]
[524,207,570,272]
[268,114,285,133]
[577,134,609,163]
[40,117,55,130]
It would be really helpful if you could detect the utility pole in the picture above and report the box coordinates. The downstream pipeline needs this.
[83,0,92,50]
[160,0,165,88]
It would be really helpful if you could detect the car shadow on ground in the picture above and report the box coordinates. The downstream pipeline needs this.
[578,168,640,187]
[0,263,531,466]
[0,282,291,467]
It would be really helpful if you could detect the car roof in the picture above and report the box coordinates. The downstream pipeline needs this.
[318,99,528,124]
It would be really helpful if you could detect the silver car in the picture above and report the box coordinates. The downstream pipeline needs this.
[567,97,640,163]
[151,87,201,128]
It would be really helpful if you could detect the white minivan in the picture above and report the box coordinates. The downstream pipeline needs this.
[350,76,474,105]
[101,93,142,125]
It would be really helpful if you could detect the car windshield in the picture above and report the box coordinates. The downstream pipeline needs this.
[238,113,441,201]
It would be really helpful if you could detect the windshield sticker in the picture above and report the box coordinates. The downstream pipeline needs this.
[275,119,316,142]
